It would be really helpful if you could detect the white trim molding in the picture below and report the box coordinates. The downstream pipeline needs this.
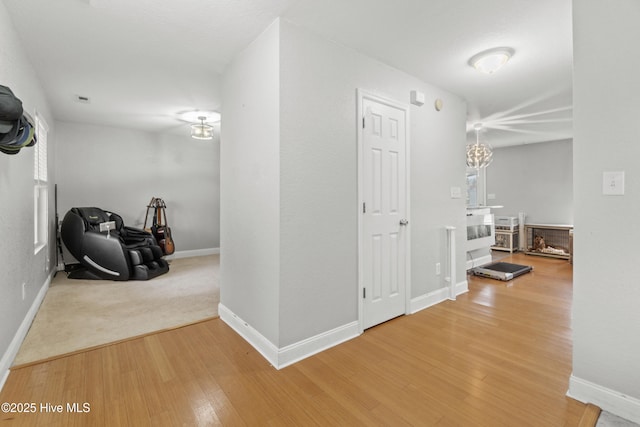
[165,247,220,260]
[465,253,492,271]
[218,303,279,366]
[0,274,52,391]
[278,321,360,369]
[220,277,471,370]
[409,281,469,314]
[357,88,412,333]
[568,375,640,424]
[219,303,360,370]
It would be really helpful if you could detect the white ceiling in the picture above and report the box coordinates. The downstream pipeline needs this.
[3,0,573,147]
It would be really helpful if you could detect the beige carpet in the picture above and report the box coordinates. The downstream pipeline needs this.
[13,254,219,366]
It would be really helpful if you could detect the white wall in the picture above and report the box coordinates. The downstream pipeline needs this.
[486,139,573,224]
[570,0,640,422]
[220,20,281,345]
[55,121,220,253]
[221,18,467,354]
[278,20,467,346]
[0,0,56,383]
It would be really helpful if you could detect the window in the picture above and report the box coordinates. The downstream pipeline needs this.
[466,168,487,207]
[34,113,48,254]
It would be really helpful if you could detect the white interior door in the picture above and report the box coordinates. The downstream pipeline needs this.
[360,93,409,330]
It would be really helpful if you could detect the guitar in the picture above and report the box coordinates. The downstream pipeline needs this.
[144,197,176,255]
[156,199,175,255]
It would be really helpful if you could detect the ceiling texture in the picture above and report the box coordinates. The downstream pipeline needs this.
[3,0,573,147]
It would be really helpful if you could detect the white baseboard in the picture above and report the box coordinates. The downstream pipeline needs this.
[218,303,360,369]
[0,274,52,391]
[409,280,469,314]
[466,254,492,270]
[568,375,640,424]
[278,321,360,369]
[220,278,472,369]
[166,247,220,260]
[218,303,279,366]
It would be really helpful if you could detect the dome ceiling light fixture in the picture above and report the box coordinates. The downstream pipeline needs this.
[466,123,493,169]
[469,47,515,74]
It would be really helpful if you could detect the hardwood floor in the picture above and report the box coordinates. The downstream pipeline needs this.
[0,253,588,426]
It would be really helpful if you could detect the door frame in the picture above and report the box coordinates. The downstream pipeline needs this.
[357,89,411,333]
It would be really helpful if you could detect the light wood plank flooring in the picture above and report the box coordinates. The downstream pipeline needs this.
[0,253,587,426]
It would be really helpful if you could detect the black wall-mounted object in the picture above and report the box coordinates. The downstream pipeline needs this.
[0,84,37,155]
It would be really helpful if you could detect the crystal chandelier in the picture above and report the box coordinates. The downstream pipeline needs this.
[466,123,493,169]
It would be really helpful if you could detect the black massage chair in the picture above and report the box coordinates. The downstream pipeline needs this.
[60,207,169,281]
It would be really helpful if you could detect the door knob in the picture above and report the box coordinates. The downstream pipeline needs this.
[399,219,409,226]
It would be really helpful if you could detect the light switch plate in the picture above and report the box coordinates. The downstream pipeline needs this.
[602,171,625,195]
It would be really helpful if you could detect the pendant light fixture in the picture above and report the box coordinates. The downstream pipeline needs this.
[191,116,213,140]
[466,123,493,169]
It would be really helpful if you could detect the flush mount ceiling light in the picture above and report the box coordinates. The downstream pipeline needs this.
[191,116,214,140]
[469,47,515,74]
[466,123,493,169]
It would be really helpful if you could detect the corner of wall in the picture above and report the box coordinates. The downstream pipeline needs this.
[219,303,360,370]
[410,280,468,314]
[0,274,52,392]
